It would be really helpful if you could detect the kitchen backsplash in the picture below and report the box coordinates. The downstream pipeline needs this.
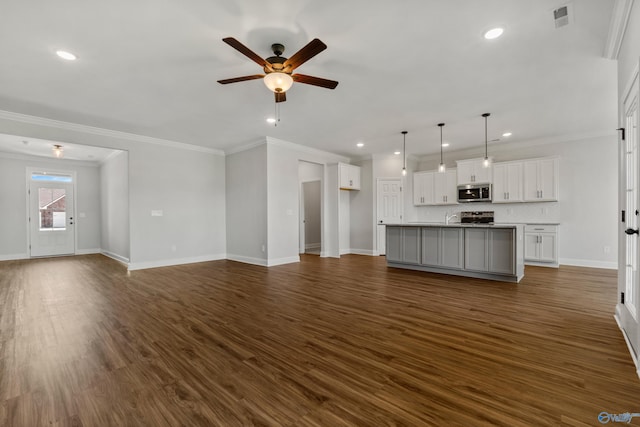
[413,201,560,224]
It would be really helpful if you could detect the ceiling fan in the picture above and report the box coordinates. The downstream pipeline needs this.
[217,37,339,103]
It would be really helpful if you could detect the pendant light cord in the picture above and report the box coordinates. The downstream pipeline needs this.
[482,113,490,159]
[438,123,444,165]
[402,131,408,172]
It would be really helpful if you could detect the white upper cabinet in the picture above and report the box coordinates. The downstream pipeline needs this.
[413,169,457,206]
[339,163,361,190]
[492,161,523,203]
[413,171,434,205]
[523,158,559,201]
[456,158,492,185]
[433,169,458,205]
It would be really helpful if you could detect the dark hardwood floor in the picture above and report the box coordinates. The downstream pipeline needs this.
[1,254,639,426]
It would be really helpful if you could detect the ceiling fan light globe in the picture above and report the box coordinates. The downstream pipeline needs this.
[264,72,293,93]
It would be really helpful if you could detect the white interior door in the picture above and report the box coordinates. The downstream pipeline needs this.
[29,171,75,257]
[622,75,639,356]
[377,178,403,255]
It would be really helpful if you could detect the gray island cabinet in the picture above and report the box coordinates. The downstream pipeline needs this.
[386,224,524,283]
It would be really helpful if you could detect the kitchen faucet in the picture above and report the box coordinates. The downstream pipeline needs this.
[445,213,458,225]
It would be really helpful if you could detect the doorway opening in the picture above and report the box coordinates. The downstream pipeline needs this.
[299,161,323,256]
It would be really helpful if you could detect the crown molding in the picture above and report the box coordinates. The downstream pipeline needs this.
[0,109,225,156]
[604,0,634,60]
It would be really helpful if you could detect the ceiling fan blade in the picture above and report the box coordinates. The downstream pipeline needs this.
[222,37,272,71]
[217,74,265,84]
[283,39,327,72]
[275,92,286,103]
[292,74,339,89]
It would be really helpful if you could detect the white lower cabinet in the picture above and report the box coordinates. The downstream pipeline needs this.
[524,225,558,267]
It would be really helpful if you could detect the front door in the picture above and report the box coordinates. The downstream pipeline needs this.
[377,178,403,255]
[621,74,639,356]
[28,171,75,257]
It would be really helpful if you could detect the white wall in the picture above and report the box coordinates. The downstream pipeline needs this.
[100,151,129,262]
[226,144,268,264]
[0,113,227,270]
[0,152,101,259]
[266,137,349,265]
[350,159,374,254]
[414,135,618,268]
[618,1,640,97]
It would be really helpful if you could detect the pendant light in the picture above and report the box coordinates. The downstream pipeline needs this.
[438,123,446,173]
[482,113,491,168]
[401,131,407,176]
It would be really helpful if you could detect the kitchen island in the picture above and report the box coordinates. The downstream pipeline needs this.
[386,223,524,283]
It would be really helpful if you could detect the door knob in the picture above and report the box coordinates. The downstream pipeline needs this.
[625,228,639,235]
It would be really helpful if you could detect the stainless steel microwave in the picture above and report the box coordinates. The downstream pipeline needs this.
[457,184,491,203]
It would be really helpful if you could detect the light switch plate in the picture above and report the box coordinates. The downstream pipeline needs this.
[151,210,163,217]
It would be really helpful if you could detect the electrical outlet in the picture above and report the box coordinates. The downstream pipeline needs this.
[604,246,611,254]
[171,245,177,252]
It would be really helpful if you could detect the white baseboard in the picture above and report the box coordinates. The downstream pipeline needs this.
[339,249,351,255]
[267,256,300,266]
[348,249,377,256]
[559,258,617,270]
[614,310,640,380]
[0,253,28,261]
[226,254,267,266]
[101,250,130,265]
[226,254,300,267]
[76,248,101,255]
[128,253,226,271]
[305,243,321,250]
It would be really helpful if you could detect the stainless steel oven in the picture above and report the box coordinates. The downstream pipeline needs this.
[457,184,491,203]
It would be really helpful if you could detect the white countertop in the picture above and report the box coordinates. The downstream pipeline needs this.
[388,222,521,228]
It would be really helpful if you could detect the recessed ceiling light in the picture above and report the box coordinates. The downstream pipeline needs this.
[394,151,401,155]
[357,142,364,148]
[502,132,512,137]
[441,143,450,148]
[56,50,77,61]
[266,117,277,124]
[484,28,504,40]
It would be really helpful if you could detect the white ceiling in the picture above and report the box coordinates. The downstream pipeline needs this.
[0,0,618,159]
[0,133,120,162]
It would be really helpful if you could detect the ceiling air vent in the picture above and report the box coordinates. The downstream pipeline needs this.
[553,5,571,28]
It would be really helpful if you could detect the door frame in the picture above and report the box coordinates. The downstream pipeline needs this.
[26,167,78,257]
[617,61,640,377]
